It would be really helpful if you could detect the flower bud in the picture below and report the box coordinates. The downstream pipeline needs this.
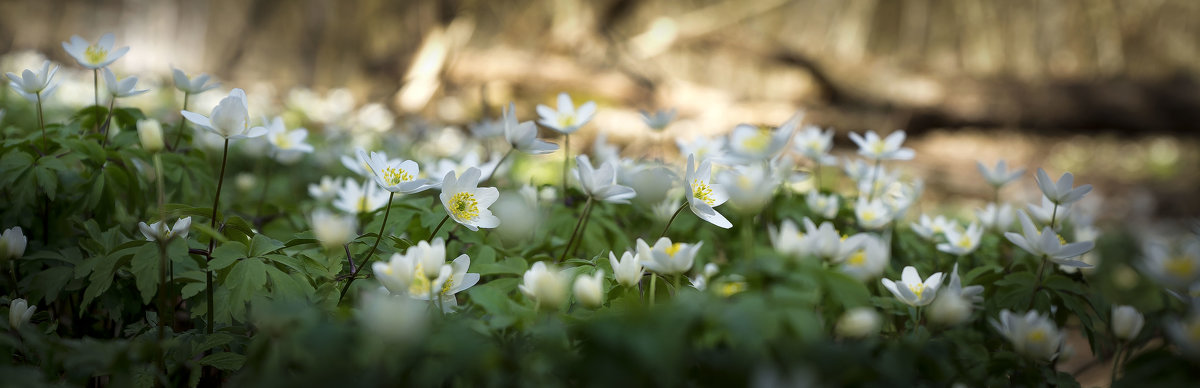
[929,290,972,326]
[836,307,881,338]
[573,270,604,308]
[235,173,256,192]
[520,262,568,309]
[137,119,164,152]
[1112,305,1145,341]
[9,298,35,330]
[310,209,356,250]
[0,227,27,262]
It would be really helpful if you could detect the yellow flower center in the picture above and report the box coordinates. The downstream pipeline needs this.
[692,180,715,205]
[807,140,822,153]
[665,243,682,257]
[273,132,292,149]
[448,192,479,220]
[556,115,576,129]
[908,283,926,299]
[861,210,877,222]
[409,262,431,295]
[1057,234,1067,245]
[847,251,866,266]
[1027,328,1047,343]
[383,166,413,186]
[1187,320,1200,342]
[84,45,108,64]
[719,282,747,297]
[956,235,973,249]
[1166,256,1197,278]
[740,127,772,152]
[871,141,887,155]
[357,195,372,213]
[442,274,455,295]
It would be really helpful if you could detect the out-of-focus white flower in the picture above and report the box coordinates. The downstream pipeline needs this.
[520,261,569,309]
[502,102,558,155]
[1165,311,1200,357]
[650,197,682,224]
[637,237,701,275]
[684,154,732,229]
[333,179,390,214]
[911,214,954,241]
[726,112,800,162]
[137,119,164,153]
[1,227,29,262]
[938,222,984,255]
[494,189,541,242]
[358,290,428,343]
[358,148,435,194]
[573,270,605,308]
[855,196,894,230]
[8,298,35,330]
[592,132,621,164]
[440,167,501,231]
[1112,305,1145,341]
[181,89,267,140]
[839,234,889,282]
[992,309,1064,362]
[842,158,875,183]
[977,203,1015,232]
[428,150,503,186]
[5,60,59,102]
[626,164,675,207]
[469,116,504,139]
[1005,211,1094,267]
[1060,224,1102,274]
[768,219,808,260]
[881,266,944,307]
[101,68,148,98]
[536,92,595,134]
[802,218,868,263]
[172,67,220,95]
[353,103,395,133]
[976,160,1025,189]
[930,264,984,326]
[805,191,839,220]
[311,209,357,249]
[407,249,478,313]
[836,307,881,338]
[1027,196,1071,228]
[1138,239,1200,290]
[235,173,256,192]
[849,130,914,161]
[574,155,636,204]
[793,125,837,165]
[945,263,985,304]
[1035,168,1093,205]
[609,250,643,288]
[676,136,727,165]
[716,163,778,215]
[61,33,128,69]
[138,217,191,242]
[308,176,343,202]
[640,108,676,131]
[263,117,314,164]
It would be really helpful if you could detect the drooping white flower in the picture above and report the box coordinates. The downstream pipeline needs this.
[836,307,881,338]
[5,60,59,102]
[8,298,35,330]
[357,148,435,194]
[944,263,985,304]
[911,214,955,241]
[938,222,984,256]
[726,112,801,162]
[838,234,889,282]
[61,33,129,69]
[101,68,149,98]
[137,119,165,153]
[332,179,390,214]
[138,217,192,242]
[609,250,644,288]
[308,176,343,202]
[640,108,676,131]
[848,130,914,161]
[976,160,1025,188]
[1004,211,1094,267]
[310,209,357,249]
[992,309,1065,362]
[976,203,1015,232]
[716,163,778,215]
[805,190,839,220]
[1112,305,1145,341]
[172,67,220,95]
[574,154,636,204]
[573,270,605,308]
[793,125,837,165]
[0,227,28,262]
[536,92,596,134]
[683,154,732,229]
[520,261,569,309]
[502,102,558,154]
[881,266,944,307]
[439,167,501,231]
[181,88,268,139]
[1035,168,1093,205]
[637,237,701,275]
[854,195,894,230]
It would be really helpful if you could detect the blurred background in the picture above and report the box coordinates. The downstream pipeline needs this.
[1,0,1198,224]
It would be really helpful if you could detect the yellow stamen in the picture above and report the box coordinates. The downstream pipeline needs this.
[740,127,773,152]
[957,235,973,249]
[665,243,682,257]
[908,283,926,299]
[1166,256,1197,278]
[383,166,413,186]
[1027,329,1047,343]
[273,132,291,149]
[448,192,479,220]
[84,45,108,64]
[692,180,715,205]
[847,251,866,266]
[719,282,747,297]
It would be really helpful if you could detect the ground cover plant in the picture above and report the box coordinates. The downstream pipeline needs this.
[2,33,1200,387]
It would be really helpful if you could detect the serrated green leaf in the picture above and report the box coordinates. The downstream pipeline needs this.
[247,233,284,257]
[198,352,245,371]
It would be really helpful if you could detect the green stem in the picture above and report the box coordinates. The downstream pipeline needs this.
[204,139,230,334]
[93,68,99,109]
[1049,203,1059,230]
[338,192,397,304]
[171,93,190,151]
[866,158,882,200]
[1026,256,1048,310]
[673,274,681,296]
[481,148,513,185]
[430,214,450,240]
[559,197,594,262]
[100,98,116,149]
[154,153,169,340]
[562,134,570,204]
[35,92,46,152]
[649,274,657,307]
[658,203,688,239]
[1110,342,1124,385]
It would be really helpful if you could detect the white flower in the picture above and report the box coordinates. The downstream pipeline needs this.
[609,250,644,288]
[992,309,1064,362]
[1112,305,1145,341]
[393,248,479,313]
[5,60,59,101]
[358,148,435,194]
[716,163,778,215]
[726,112,800,162]
[805,191,839,220]
[574,155,636,204]
[1035,168,1093,205]
[101,68,148,98]
[1004,211,1094,267]
[573,270,605,308]
[836,307,881,338]
[650,197,682,223]
[802,218,869,263]
[684,154,732,229]
[625,164,675,207]
[181,89,268,139]
[427,151,503,186]
[592,132,621,164]
[676,136,727,165]
[503,102,558,154]
[839,235,889,282]
[911,214,954,241]
[469,116,504,139]
[536,92,596,134]
[1061,224,1102,274]
[1026,196,1071,228]
[854,196,894,230]
[171,67,220,95]
[793,125,837,165]
[881,266,944,307]
[640,108,676,131]
[637,237,701,275]
[0,227,28,262]
[61,33,129,69]
[1138,239,1200,289]
[976,203,1015,232]
[945,263,985,304]
[493,189,542,242]
[308,176,343,202]
[137,119,164,153]
[520,261,569,309]
[264,117,314,163]
[333,179,390,214]
[842,158,876,182]
[768,219,808,259]
[1165,312,1200,356]
[929,291,971,326]
[439,167,501,231]
[938,222,984,255]
[848,130,914,161]
[310,209,357,249]
[976,160,1025,188]
[373,251,418,296]
[138,217,192,242]
[358,290,428,343]
[8,298,35,330]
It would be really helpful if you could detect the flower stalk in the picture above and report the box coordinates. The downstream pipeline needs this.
[204,138,230,334]
[658,203,688,239]
[171,93,190,151]
[559,196,593,262]
[337,192,396,304]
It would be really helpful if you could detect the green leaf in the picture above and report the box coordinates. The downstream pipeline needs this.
[224,258,268,322]
[247,233,284,257]
[821,268,870,308]
[265,265,311,301]
[130,243,162,305]
[26,266,75,304]
[209,241,247,270]
[198,352,245,371]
